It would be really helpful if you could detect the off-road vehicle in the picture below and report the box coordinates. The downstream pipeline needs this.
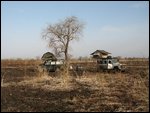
[97,56,125,72]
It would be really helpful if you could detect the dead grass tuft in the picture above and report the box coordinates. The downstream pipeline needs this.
[1,59,149,112]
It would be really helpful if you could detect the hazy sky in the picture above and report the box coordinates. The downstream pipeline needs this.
[1,1,149,59]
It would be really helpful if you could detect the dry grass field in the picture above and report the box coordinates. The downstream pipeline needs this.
[1,58,149,112]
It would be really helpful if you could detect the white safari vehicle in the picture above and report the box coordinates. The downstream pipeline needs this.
[97,57,125,72]
[42,59,64,72]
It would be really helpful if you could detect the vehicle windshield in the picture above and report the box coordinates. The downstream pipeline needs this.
[112,59,118,63]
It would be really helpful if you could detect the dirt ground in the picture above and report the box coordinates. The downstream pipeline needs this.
[1,60,149,112]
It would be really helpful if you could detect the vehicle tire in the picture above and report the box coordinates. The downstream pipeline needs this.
[113,67,120,73]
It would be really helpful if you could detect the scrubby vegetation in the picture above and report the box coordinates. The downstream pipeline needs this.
[1,59,149,112]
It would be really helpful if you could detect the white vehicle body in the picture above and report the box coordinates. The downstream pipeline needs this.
[97,58,122,70]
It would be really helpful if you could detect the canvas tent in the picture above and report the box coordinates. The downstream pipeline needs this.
[90,50,111,59]
[41,52,57,61]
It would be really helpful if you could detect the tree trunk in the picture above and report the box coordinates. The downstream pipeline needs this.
[64,39,69,76]
[65,39,69,61]
[65,50,68,61]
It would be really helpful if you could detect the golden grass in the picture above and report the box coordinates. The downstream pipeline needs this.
[1,58,149,111]
[1,70,149,112]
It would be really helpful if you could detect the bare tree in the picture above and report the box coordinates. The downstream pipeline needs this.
[42,16,84,62]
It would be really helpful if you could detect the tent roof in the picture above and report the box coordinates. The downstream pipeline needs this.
[41,52,57,61]
[90,50,111,55]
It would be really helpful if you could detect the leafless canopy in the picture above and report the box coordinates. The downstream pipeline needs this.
[42,16,84,61]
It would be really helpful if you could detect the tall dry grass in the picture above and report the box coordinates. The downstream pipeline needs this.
[1,58,149,111]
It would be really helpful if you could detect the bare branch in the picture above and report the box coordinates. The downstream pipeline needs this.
[42,16,84,61]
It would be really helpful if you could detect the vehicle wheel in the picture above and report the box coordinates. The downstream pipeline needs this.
[114,67,121,73]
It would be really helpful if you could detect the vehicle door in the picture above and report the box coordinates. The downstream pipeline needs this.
[108,60,113,69]
[102,60,108,69]
[98,59,107,70]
